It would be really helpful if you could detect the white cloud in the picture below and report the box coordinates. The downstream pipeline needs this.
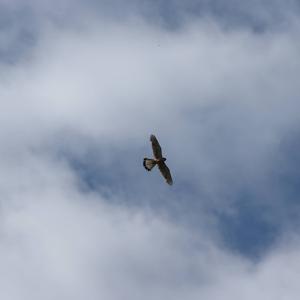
[0,151,239,300]
[1,153,300,300]
[0,4,300,299]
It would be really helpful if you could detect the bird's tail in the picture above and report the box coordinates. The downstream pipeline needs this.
[143,158,157,171]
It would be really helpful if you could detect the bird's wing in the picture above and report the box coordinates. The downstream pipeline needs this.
[150,134,163,159]
[158,162,173,185]
[143,158,156,171]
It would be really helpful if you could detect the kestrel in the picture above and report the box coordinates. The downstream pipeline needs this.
[143,134,173,185]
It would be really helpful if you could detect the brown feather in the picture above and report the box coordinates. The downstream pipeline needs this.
[150,134,163,160]
[158,161,173,185]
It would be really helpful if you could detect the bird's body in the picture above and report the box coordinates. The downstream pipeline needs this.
[143,134,173,185]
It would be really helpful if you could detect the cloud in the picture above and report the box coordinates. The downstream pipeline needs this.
[0,149,242,300]
[1,153,300,300]
[1,1,300,299]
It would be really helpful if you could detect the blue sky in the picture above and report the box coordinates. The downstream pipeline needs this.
[1,0,300,299]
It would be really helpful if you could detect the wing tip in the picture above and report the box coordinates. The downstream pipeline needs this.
[167,179,173,185]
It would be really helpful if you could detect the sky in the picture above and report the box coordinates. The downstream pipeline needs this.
[1,0,300,299]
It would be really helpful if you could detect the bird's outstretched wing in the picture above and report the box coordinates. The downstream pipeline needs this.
[150,134,163,159]
[158,162,173,185]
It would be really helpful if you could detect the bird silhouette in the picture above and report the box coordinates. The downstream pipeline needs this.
[143,134,173,185]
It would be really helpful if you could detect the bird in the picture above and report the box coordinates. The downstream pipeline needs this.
[143,134,173,185]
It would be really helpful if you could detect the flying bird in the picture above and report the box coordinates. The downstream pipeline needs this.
[143,134,173,185]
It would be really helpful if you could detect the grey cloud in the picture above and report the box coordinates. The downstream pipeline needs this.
[1,0,299,63]
[1,2,300,299]
[2,16,300,230]
[1,152,300,300]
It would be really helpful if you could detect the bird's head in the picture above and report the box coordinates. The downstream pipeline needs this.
[162,157,167,162]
